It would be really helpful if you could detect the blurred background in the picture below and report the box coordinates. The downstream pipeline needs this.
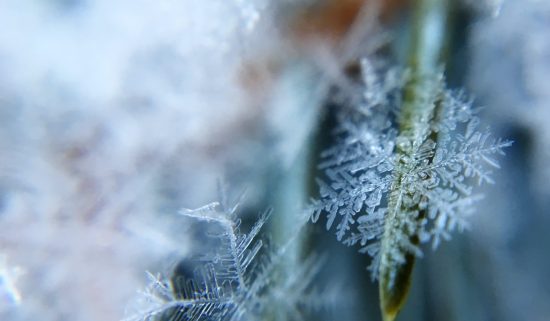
[0,0,549,320]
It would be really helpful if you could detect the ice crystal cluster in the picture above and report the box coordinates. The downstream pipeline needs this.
[310,58,512,281]
[125,195,327,321]
[0,255,22,310]
[0,1,274,320]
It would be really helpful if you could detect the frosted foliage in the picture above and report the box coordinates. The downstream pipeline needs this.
[0,1,272,321]
[310,59,511,279]
[126,198,326,321]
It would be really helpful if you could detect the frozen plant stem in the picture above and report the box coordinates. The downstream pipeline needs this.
[379,0,450,320]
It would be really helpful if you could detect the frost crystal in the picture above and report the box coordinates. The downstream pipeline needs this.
[0,255,23,309]
[126,195,328,321]
[310,58,512,280]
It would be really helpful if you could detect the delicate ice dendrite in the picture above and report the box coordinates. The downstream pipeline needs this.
[126,195,329,321]
[310,58,512,283]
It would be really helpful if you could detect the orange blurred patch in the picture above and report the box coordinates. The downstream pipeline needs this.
[290,0,409,44]
[237,0,409,106]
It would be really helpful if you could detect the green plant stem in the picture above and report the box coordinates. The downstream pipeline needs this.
[379,0,450,320]
[264,63,325,321]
